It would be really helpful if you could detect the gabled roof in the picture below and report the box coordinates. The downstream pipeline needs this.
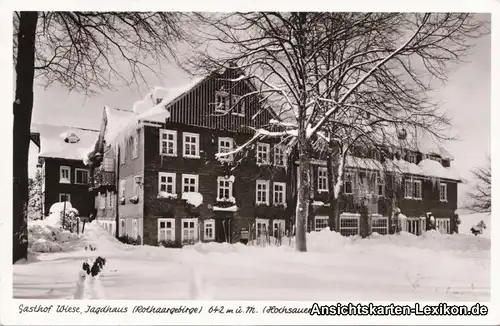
[31,123,100,161]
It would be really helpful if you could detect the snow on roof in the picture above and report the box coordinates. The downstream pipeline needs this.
[345,156,383,171]
[32,123,99,161]
[418,159,461,181]
[105,77,205,144]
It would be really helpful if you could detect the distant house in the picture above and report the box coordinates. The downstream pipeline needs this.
[299,141,462,237]
[30,123,99,217]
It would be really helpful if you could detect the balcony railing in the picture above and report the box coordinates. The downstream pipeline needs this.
[90,166,115,190]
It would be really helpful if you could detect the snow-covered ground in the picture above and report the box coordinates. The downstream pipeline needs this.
[13,214,490,301]
[458,211,491,238]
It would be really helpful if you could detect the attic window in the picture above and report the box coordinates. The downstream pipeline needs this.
[64,133,80,144]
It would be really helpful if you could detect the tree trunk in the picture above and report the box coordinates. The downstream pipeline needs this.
[326,154,341,231]
[295,134,311,252]
[13,11,38,264]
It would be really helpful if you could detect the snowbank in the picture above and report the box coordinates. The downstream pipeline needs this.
[459,212,490,238]
[28,220,83,253]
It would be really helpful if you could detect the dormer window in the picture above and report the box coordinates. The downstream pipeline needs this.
[215,91,230,113]
[62,132,80,144]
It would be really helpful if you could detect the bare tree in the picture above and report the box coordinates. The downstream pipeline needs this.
[185,12,487,251]
[13,11,189,263]
[467,157,491,213]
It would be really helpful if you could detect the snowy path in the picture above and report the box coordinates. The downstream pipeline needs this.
[14,222,490,301]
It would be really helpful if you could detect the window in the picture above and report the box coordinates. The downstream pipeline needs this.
[404,179,413,199]
[371,216,388,235]
[273,219,286,238]
[158,172,176,195]
[317,167,328,192]
[59,193,71,203]
[274,145,286,167]
[183,132,200,158]
[132,219,138,239]
[413,180,422,199]
[256,142,270,165]
[182,218,198,243]
[119,180,126,198]
[314,216,329,231]
[133,176,142,196]
[405,179,422,199]
[132,133,139,159]
[158,218,175,242]
[218,137,233,162]
[99,193,106,209]
[408,152,417,164]
[74,168,89,185]
[375,174,385,197]
[340,213,360,236]
[204,219,215,241]
[256,180,270,205]
[182,174,199,193]
[429,156,442,164]
[344,172,354,194]
[107,191,114,208]
[439,183,447,202]
[273,182,286,206]
[217,176,234,201]
[373,150,381,161]
[255,218,269,238]
[436,218,451,234]
[119,218,125,237]
[160,129,177,156]
[60,166,70,183]
[231,94,245,116]
[215,91,230,113]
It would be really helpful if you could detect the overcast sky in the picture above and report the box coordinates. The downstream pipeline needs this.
[28,16,491,207]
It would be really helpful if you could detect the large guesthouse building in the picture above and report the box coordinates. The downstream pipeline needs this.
[83,67,461,246]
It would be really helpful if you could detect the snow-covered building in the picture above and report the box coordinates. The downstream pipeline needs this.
[300,139,462,237]
[30,123,98,217]
[85,67,291,246]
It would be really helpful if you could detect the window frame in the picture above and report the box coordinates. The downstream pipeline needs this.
[182,174,199,193]
[404,179,413,199]
[215,91,230,113]
[256,142,271,165]
[74,168,89,185]
[439,182,448,202]
[413,180,422,200]
[182,132,200,159]
[159,129,177,157]
[344,172,355,195]
[375,173,385,197]
[119,179,126,198]
[217,137,234,162]
[158,218,175,242]
[255,180,270,205]
[59,193,71,203]
[314,215,329,231]
[408,152,417,164]
[217,176,234,201]
[59,166,71,184]
[317,167,328,192]
[204,219,215,241]
[181,218,198,243]
[158,172,176,195]
[231,94,245,116]
[273,182,286,206]
[133,175,142,197]
[273,145,286,167]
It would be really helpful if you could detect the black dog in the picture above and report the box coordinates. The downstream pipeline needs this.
[82,257,107,277]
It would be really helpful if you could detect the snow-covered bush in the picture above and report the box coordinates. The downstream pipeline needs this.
[28,222,82,253]
[118,235,141,245]
[159,240,178,248]
[61,208,80,232]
